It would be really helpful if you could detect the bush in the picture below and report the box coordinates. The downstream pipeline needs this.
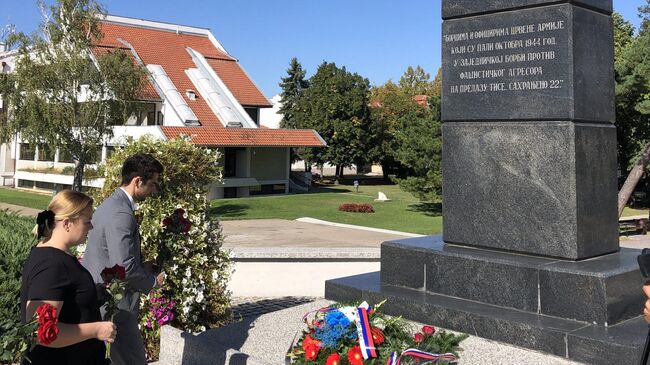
[91,136,232,357]
[0,212,36,363]
[338,203,375,213]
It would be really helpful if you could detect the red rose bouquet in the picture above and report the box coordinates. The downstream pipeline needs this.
[287,301,467,364]
[0,303,59,363]
[101,264,127,358]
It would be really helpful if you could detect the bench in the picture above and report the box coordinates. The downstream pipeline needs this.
[619,217,649,235]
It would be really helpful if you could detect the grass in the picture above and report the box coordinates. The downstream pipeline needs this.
[0,187,52,210]
[0,184,647,236]
[621,206,649,217]
[211,183,443,235]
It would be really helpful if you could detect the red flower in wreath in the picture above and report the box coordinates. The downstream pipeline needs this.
[326,352,341,365]
[347,346,363,365]
[414,332,425,343]
[302,333,321,351]
[370,327,385,345]
[304,344,319,361]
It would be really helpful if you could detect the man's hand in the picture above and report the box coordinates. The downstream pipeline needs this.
[156,272,166,287]
[644,283,650,324]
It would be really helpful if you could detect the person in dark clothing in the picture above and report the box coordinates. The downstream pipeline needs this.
[20,190,116,365]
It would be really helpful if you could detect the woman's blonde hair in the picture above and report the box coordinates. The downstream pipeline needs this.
[33,190,94,239]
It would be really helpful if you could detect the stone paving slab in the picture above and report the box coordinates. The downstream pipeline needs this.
[220,219,413,249]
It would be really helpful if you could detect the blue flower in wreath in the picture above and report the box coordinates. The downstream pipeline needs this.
[314,310,357,348]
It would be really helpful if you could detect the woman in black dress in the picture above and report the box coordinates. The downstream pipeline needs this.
[20,190,116,365]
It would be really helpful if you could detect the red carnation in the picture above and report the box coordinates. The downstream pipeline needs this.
[347,346,363,365]
[36,304,57,326]
[414,333,425,343]
[37,318,59,345]
[305,344,319,361]
[326,353,341,365]
[370,327,385,345]
[422,325,436,335]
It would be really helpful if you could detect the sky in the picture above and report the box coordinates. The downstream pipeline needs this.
[1,0,647,98]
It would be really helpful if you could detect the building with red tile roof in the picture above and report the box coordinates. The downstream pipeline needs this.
[0,15,325,198]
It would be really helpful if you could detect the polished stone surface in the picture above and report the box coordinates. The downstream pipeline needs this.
[442,4,614,122]
[442,122,618,260]
[567,317,646,364]
[325,271,645,364]
[381,238,643,325]
[442,0,612,19]
[539,248,646,325]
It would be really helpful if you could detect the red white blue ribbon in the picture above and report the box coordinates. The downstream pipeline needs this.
[357,306,377,359]
[385,348,457,365]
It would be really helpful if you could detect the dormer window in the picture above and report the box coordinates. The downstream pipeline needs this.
[186,90,197,101]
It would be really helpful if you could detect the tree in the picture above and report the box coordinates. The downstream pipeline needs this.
[398,65,438,97]
[613,12,635,65]
[393,96,443,202]
[278,57,310,167]
[295,62,370,178]
[615,3,650,215]
[278,57,309,129]
[367,81,419,180]
[367,66,440,181]
[0,0,146,191]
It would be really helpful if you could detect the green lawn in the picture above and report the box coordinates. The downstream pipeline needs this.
[211,184,443,235]
[0,185,646,236]
[0,187,52,210]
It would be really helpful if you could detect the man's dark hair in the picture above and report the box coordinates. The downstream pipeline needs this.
[121,153,164,186]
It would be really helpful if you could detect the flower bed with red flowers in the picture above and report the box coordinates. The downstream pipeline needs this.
[338,204,375,213]
[287,301,467,364]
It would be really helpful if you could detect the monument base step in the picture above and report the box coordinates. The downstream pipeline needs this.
[325,272,647,365]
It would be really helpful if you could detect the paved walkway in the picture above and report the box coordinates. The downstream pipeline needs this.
[0,202,41,216]
[221,218,413,249]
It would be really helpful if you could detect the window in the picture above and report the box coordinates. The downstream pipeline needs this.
[224,148,238,178]
[105,146,117,160]
[19,143,35,161]
[244,107,259,125]
[58,149,75,163]
[137,103,158,126]
[17,179,34,188]
[37,145,55,162]
[224,187,237,198]
[157,111,164,125]
[250,184,286,196]
[35,181,56,190]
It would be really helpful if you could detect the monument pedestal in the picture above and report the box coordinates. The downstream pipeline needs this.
[325,1,648,363]
[325,236,647,364]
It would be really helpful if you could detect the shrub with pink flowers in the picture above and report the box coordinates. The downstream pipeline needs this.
[141,292,176,359]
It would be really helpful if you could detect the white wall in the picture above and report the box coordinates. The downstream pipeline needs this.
[259,94,282,129]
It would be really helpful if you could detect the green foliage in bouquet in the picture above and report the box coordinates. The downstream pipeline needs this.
[288,301,467,365]
[0,212,37,364]
[92,136,233,352]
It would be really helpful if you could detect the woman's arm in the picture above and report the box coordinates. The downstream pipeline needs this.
[25,300,116,348]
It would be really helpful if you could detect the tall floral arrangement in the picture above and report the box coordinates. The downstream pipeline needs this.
[92,136,232,352]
